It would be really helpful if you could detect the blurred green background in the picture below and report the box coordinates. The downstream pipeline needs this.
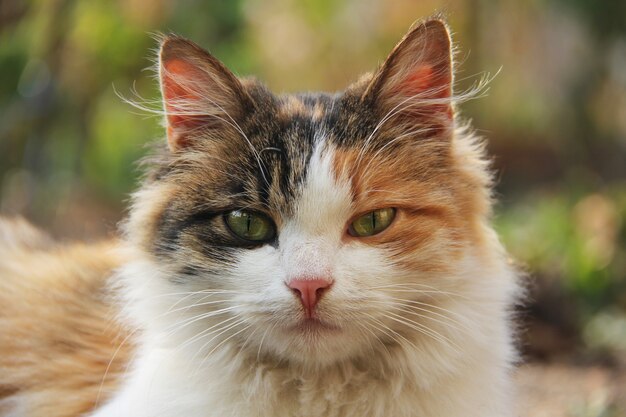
[1,0,625,413]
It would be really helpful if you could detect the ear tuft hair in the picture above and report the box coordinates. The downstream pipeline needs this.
[363,19,454,126]
[158,36,253,151]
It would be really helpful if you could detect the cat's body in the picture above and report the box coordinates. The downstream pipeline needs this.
[0,219,129,417]
[0,19,519,417]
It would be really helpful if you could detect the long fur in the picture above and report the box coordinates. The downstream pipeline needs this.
[0,18,519,417]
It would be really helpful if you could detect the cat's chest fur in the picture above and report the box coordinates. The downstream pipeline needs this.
[91,337,509,417]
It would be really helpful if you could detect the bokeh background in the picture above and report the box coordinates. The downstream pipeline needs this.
[1,0,625,415]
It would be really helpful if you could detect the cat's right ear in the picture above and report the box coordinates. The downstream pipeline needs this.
[361,19,454,128]
[158,36,253,151]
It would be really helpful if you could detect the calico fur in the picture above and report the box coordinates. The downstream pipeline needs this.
[0,18,519,417]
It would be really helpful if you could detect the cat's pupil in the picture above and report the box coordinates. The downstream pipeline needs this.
[225,210,275,242]
[349,208,396,237]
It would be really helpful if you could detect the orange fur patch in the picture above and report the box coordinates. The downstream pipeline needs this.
[279,95,308,118]
[332,136,490,272]
[0,230,133,417]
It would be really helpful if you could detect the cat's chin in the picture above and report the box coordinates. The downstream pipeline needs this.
[253,319,372,367]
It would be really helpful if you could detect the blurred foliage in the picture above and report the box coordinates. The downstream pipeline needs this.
[0,0,625,361]
[498,191,625,306]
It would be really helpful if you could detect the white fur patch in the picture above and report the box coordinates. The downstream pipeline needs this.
[280,142,353,283]
[93,134,519,417]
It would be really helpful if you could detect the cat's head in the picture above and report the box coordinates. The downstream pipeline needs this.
[123,18,499,368]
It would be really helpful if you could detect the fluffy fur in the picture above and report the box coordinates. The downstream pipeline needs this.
[0,18,519,417]
[0,220,131,417]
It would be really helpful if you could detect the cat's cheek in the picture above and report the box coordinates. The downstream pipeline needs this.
[229,245,285,291]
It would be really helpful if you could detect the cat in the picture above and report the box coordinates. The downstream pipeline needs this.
[0,18,519,417]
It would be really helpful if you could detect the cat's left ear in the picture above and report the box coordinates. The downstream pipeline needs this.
[362,19,453,124]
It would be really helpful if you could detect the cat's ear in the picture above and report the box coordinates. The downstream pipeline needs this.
[158,36,253,151]
[362,19,453,125]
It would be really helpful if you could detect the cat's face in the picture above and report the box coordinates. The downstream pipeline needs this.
[126,20,493,366]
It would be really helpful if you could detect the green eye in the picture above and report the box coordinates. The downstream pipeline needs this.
[348,208,396,237]
[225,210,276,242]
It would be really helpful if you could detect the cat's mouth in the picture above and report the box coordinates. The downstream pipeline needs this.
[289,318,340,333]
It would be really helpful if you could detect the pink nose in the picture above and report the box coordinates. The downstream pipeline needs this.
[287,278,332,318]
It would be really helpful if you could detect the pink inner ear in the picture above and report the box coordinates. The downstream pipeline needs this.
[398,64,451,99]
[162,59,203,128]
[161,59,210,150]
[401,65,435,93]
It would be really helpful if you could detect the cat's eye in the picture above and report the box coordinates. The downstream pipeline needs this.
[224,210,276,242]
[348,208,396,237]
